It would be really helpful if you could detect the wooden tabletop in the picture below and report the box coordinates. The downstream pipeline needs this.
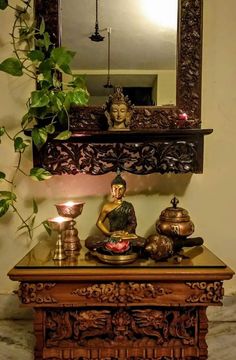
[8,239,234,282]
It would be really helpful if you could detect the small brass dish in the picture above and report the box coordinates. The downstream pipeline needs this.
[91,251,138,265]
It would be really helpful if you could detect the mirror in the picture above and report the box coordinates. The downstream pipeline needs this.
[61,0,178,106]
[34,0,203,129]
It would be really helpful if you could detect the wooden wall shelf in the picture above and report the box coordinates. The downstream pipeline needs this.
[33,129,213,175]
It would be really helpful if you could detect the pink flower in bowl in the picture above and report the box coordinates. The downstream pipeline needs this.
[105,239,130,254]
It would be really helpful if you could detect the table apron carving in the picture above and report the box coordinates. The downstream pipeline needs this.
[17,280,224,307]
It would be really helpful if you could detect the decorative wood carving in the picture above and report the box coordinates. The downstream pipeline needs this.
[68,106,201,132]
[198,308,208,359]
[35,140,201,175]
[45,307,197,348]
[71,282,172,303]
[185,281,224,303]
[178,0,202,123]
[18,282,57,304]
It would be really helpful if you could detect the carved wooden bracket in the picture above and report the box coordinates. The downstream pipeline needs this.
[33,129,212,175]
[18,282,57,304]
[185,281,224,304]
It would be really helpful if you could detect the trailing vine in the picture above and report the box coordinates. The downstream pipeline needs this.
[0,0,89,239]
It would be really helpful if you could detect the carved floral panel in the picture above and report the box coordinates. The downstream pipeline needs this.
[36,140,199,175]
[71,282,172,303]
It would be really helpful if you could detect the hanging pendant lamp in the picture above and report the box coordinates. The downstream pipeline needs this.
[104,27,113,88]
[89,0,105,42]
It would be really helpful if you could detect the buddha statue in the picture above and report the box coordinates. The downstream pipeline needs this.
[104,87,133,131]
[85,174,145,255]
[96,174,137,237]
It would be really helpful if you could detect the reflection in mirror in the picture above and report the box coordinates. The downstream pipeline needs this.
[62,0,178,106]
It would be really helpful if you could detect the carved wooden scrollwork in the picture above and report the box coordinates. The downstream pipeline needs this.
[185,281,224,303]
[178,0,202,122]
[37,140,199,175]
[45,307,197,348]
[68,106,200,132]
[18,282,57,304]
[71,282,172,303]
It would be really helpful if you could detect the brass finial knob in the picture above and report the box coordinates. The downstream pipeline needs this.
[171,197,179,209]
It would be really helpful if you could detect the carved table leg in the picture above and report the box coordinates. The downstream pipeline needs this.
[34,308,44,360]
[199,307,208,360]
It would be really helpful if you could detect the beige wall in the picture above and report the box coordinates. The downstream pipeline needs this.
[0,0,235,295]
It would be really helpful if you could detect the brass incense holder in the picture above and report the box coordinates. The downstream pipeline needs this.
[47,216,72,261]
[156,197,195,239]
[55,201,85,254]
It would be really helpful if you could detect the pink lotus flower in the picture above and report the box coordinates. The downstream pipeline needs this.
[105,240,130,253]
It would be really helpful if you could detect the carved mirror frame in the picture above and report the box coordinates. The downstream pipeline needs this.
[34,0,203,131]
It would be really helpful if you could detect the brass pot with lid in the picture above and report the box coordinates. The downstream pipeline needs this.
[156,197,194,239]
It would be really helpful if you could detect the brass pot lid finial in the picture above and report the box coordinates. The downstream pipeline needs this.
[159,197,191,223]
[171,196,179,208]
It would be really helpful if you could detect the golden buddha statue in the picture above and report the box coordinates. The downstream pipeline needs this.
[96,174,137,237]
[85,174,145,256]
[104,87,133,131]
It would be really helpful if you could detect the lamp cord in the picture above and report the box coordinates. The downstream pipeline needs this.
[107,28,111,84]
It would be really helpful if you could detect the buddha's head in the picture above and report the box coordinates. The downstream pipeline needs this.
[104,87,133,130]
[111,174,126,200]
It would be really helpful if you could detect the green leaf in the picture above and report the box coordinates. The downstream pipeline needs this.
[14,137,30,152]
[57,110,68,127]
[31,90,49,108]
[30,215,36,228]
[0,171,6,180]
[49,92,63,112]
[17,223,29,232]
[35,38,45,48]
[68,88,89,105]
[32,198,38,214]
[43,220,52,235]
[29,167,52,181]
[0,191,16,201]
[31,127,48,149]
[43,32,51,51]
[51,47,75,67]
[38,58,54,76]
[39,18,45,35]
[45,123,55,134]
[52,72,62,88]
[69,75,87,89]
[0,0,8,10]
[0,58,23,76]
[54,130,72,140]
[21,113,33,128]
[0,199,9,217]
[27,50,44,62]
[59,64,72,75]
[0,127,5,136]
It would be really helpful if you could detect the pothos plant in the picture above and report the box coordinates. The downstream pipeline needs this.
[0,0,89,238]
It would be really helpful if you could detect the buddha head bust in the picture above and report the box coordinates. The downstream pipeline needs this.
[104,87,133,131]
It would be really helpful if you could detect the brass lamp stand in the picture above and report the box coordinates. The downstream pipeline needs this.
[55,201,85,254]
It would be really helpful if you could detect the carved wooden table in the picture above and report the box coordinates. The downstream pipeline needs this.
[8,241,234,360]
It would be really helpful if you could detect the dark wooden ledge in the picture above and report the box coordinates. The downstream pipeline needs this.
[32,129,213,175]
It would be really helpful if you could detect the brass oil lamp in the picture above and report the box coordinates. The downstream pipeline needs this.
[47,216,72,261]
[55,201,85,254]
